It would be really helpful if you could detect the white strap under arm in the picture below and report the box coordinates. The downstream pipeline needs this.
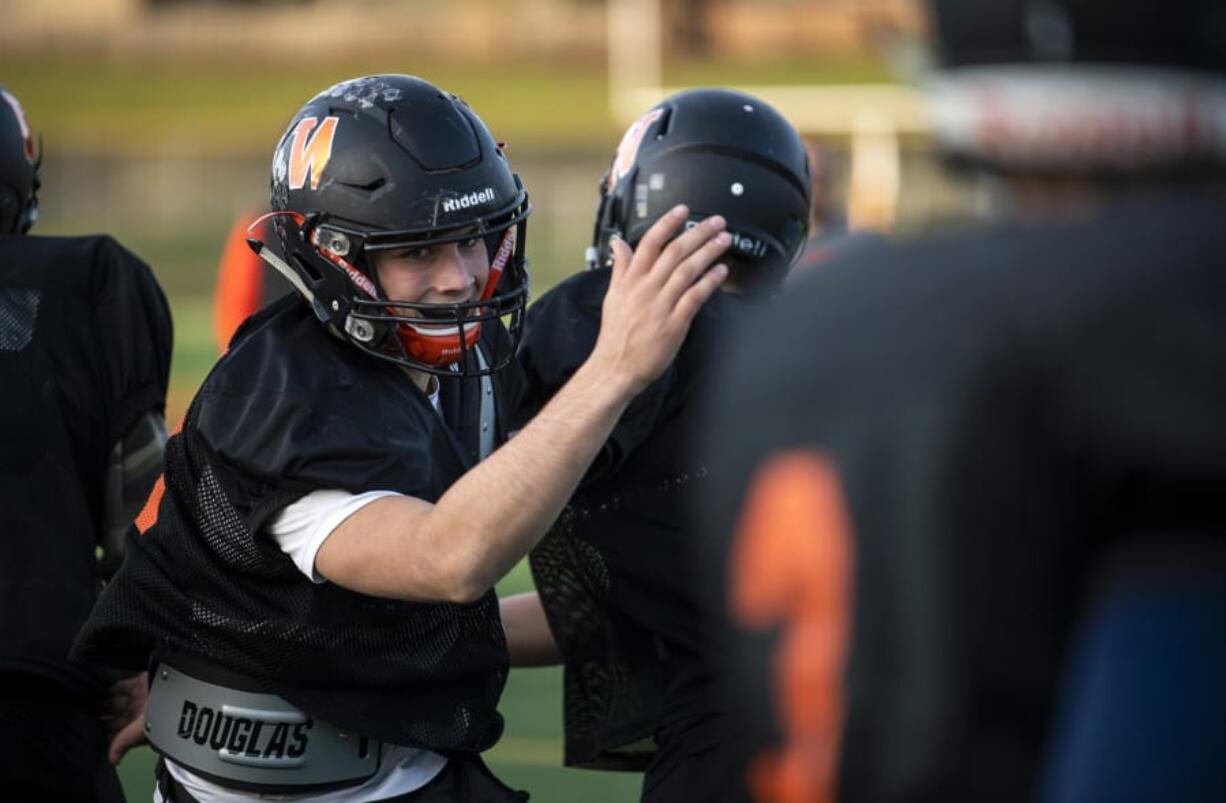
[266,489,401,583]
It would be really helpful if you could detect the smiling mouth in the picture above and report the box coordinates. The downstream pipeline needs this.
[418,306,461,320]
[385,296,479,321]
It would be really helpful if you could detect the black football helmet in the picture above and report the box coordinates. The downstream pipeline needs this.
[0,85,39,235]
[589,88,810,293]
[256,74,531,376]
[926,0,1226,176]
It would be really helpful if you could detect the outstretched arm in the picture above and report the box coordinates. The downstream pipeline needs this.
[315,207,730,603]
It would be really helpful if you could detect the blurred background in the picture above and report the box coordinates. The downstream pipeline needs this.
[2,0,975,799]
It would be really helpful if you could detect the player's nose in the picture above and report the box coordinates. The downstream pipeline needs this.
[432,244,478,297]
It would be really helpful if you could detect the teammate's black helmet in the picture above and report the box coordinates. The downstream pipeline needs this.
[589,88,811,293]
[926,0,1226,176]
[0,85,39,235]
[260,74,531,376]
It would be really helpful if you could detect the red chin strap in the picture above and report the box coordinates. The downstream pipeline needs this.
[392,226,516,368]
[396,319,483,368]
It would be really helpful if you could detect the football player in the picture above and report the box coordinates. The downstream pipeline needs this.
[695,1,1226,801]
[500,88,811,802]
[73,74,732,802]
[0,84,172,802]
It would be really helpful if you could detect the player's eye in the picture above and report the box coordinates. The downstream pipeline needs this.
[458,237,482,250]
[402,246,433,261]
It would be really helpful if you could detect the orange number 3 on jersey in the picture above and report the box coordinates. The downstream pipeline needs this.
[729,450,855,803]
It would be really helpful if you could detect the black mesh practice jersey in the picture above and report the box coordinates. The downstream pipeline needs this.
[0,234,171,696]
[75,296,523,751]
[515,267,740,774]
[694,190,1226,802]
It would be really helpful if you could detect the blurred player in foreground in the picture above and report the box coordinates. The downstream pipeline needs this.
[0,83,172,801]
[694,1,1226,801]
[501,88,811,802]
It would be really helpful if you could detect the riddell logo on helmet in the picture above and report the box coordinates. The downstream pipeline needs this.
[442,187,497,214]
[684,221,767,259]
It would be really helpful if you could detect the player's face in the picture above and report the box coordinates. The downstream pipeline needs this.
[372,229,491,311]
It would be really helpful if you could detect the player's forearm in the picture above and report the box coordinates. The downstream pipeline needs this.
[318,361,635,602]
[501,592,562,667]
[427,358,635,601]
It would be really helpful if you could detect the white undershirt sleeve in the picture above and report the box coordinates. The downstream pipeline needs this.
[266,489,401,583]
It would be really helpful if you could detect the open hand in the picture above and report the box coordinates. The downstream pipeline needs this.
[591,205,730,397]
[100,672,149,764]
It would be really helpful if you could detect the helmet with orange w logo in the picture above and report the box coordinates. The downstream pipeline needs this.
[259,74,531,376]
[0,85,39,235]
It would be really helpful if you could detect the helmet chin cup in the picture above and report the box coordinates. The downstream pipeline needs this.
[396,319,483,368]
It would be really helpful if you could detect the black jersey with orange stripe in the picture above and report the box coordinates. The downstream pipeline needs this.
[695,190,1226,803]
